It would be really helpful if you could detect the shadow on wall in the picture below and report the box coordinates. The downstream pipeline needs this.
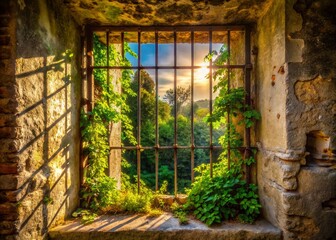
[13,52,79,238]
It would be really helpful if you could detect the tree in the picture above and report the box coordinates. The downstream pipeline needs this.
[163,86,191,115]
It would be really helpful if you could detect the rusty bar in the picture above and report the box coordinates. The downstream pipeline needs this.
[106,31,110,85]
[209,30,213,178]
[137,30,141,193]
[173,31,178,196]
[110,145,255,151]
[244,26,252,184]
[91,65,245,70]
[106,30,111,174]
[121,32,124,59]
[155,31,159,192]
[227,30,231,170]
[80,30,88,186]
[191,30,195,183]
[87,31,94,113]
[81,29,94,186]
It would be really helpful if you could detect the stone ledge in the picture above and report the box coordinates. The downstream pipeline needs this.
[49,213,281,240]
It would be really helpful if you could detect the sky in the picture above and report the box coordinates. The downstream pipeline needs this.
[126,42,225,101]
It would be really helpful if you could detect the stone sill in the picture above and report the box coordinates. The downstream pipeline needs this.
[49,213,281,240]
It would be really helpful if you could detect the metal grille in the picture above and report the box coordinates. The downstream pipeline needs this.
[83,25,252,195]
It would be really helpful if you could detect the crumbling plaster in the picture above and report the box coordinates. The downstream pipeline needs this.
[257,0,336,239]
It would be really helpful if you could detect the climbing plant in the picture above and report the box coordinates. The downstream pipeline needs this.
[80,34,136,211]
[185,45,261,225]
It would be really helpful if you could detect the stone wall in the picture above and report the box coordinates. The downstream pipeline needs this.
[256,0,336,239]
[0,0,81,239]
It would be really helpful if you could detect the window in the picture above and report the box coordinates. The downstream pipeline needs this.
[84,26,251,195]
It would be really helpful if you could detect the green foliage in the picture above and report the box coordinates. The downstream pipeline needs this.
[186,163,260,225]
[171,202,189,224]
[185,45,261,226]
[80,34,136,211]
[72,208,97,224]
[43,196,54,205]
[120,187,153,213]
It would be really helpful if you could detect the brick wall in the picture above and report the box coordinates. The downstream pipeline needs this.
[0,0,20,238]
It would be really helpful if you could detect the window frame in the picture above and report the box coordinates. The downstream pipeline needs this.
[82,25,253,195]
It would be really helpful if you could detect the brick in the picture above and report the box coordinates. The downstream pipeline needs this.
[0,188,23,203]
[0,17,10,28]
[0,7,10,16]
[0,175,19,190]
[0,153,20,164]
[0,46,10,59]
[0,203,17,215]
[3,234,20,240]
[0,114,18,127]
[0,59,14,74]
[0,1,10,14]
[0,35,10,45]
[0,220,19,235]
[0,213,19,221]
[0,28,9,35]
[0,139,21,153]
[0,127,20,139]
[0,75,16,87]
[0,86,15,98]
[0,98,18,114]
[0,163,18,174]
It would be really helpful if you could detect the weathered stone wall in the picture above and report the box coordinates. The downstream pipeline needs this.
[0,0,81,239]
[256,0,336,239]
[285,0,336,239]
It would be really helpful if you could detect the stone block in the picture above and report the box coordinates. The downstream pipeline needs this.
[261,153,301,191]
[281,192,305,216]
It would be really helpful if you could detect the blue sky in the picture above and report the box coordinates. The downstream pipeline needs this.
[126,42,224,101]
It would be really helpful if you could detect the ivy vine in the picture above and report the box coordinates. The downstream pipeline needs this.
[185,46,261,225]
[80,34,136,211]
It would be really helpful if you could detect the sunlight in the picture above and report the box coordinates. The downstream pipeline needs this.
[195,62,209,83]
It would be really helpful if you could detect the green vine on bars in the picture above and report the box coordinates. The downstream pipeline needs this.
[185,45,261,225]
[80,34,136,211]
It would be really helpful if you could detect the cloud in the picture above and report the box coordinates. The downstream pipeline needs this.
[127,42,225,101]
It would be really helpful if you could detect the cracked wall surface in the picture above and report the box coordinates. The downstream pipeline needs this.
[257,0,336,239]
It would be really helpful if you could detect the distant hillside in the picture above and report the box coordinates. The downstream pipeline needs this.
[195,99,209,109]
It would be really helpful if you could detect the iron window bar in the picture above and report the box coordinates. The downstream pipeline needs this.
[84,25,252,195]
